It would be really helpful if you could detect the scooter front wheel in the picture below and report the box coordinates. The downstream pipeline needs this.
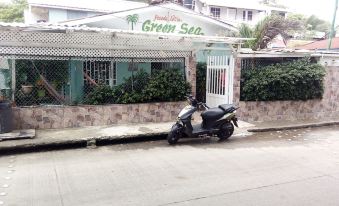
[167,124,183,145]
[217,122,234,141]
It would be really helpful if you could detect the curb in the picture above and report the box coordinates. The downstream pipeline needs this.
[247,121,339,132]
[1,121,338,155]
[0,132,168,155]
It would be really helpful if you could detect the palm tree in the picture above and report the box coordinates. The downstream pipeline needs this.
[239,15,301,50]
[126,14,139,30]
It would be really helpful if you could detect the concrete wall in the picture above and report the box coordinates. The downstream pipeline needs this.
[196,43,233,63]
[196,3,263,26]
[12,101,186,129]
[49,8,68,23]
[48,8,101,23]
[233,57,339,122]
[234,9,262,25]
[25,6,49,23]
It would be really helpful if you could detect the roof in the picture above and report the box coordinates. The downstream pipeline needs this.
[296,38,339,50]
[198,0,287,12]
[0,22,247,44]
[60,3,238,34]
[237,49,339,59]
[27,0,148,13]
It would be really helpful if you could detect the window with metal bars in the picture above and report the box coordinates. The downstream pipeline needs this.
[83,60,116,86]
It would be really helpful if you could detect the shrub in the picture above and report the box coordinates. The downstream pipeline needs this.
[84,85,115,105]
[142,68,191,102]
[113,70,150,104]
[240,58,326,101]
[85,68,191,104]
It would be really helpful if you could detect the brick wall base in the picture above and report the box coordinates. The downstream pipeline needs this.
[236,65,339,122]
[13,101,187,129]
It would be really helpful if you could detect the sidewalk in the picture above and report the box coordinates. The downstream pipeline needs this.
[248,118,339,132]
[1,118,339,154]
[0,120,253,154]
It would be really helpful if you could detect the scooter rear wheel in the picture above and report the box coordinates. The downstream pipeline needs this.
[217,122,234,140]
[167,124,182,145]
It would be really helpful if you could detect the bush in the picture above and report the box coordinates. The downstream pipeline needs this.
[240,58,326,101]
[84,85,115,105]
[113,70,150,104]
[85,68,191,104]
[142,68,191,102]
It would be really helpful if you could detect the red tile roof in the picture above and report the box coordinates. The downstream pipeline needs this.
[296,37,339,50]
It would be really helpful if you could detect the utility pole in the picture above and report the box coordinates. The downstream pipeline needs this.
[328,0,339,50]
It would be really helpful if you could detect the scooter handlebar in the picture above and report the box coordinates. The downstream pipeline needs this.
[186,95,210,109]
[197,102,210,109]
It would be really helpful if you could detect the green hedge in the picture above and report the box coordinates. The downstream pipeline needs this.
[84,68,191,105]
[240,58,326,101]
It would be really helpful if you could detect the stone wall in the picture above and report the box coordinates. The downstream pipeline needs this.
[234,57,339,122]
[186,55,197,96]
[13,101,186,129]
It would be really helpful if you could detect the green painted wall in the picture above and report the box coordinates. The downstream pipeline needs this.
[69,60,84,103]
[196,43,233,63]
[116,62,151,85]
[0,59,11,99]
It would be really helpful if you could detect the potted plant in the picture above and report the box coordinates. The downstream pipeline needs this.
[36,77,45,98]
[20,74,33,94]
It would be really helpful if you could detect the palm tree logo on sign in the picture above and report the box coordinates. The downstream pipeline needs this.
[126,14,139,30]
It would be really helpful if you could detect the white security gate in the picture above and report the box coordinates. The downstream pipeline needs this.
[206,55,234,108]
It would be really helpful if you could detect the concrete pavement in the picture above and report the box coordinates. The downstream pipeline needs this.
[0,125,339,205]
[1,117,339,154]
[0,120,254,154]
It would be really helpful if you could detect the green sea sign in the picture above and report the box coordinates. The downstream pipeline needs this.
[142,20,204,35]
[127,14,205,35]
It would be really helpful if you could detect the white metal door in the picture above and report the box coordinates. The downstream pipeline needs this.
[206,55,234,108]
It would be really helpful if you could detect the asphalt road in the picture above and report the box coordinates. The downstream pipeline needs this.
[1,126,339,206]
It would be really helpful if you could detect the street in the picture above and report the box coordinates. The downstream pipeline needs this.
[1,126,339,206]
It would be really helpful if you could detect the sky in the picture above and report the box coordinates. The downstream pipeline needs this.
[280,0,336,22]
[0,0,337,22]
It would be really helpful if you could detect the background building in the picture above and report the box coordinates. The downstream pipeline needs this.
[180,0,287,26]
[24,0,147,23]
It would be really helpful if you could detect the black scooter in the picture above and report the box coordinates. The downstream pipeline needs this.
[167,96,238,145]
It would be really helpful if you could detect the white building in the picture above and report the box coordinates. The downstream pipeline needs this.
[24,0,148,24]
[185,0,288,26]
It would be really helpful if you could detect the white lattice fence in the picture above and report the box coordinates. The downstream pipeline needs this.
[0,30,193,59]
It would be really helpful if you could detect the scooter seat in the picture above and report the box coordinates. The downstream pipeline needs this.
[201,107,225,121]
[219,104,235,113]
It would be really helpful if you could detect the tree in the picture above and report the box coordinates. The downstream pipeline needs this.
[239,15,302,50]
[0,0,27,23]
[306,15,330,33]
[287,13,307,25]
[238,23,255,48]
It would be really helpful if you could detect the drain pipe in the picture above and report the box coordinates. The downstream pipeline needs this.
[328,0,338,50]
